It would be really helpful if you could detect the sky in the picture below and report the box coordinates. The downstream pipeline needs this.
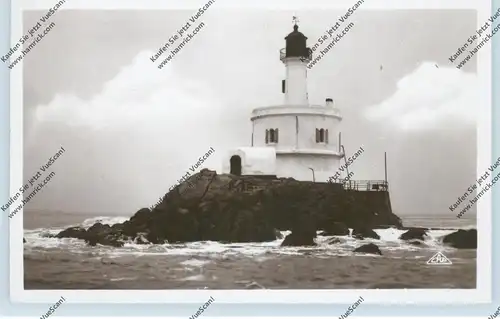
[22,8,479,217]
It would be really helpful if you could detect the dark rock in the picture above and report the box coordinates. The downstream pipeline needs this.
[56,226,88,240]
[130,208,151,224]
[121,220,141,237]
[55,223,126,248]
[85,237,124,248]
[54,169,403,247]
[352,227,380,240]
[399,227,428,241]
[320,222,349,236]
[281,211,317,247]
[442,229,477,249]
[23,238,26,243]
[87,222,112,234]
[281,231,316,247]
[145,231,166,245]
[353,243,382,255]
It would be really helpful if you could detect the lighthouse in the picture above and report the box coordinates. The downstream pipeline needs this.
[282,23,310,106]
[222,21,344,182]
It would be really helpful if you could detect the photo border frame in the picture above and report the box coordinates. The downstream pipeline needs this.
[1,0,499,316]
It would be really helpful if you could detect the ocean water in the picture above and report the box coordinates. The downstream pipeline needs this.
[23,211,477,289]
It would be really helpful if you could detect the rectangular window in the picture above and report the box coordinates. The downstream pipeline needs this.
[316,128,327,143]
[267,129,279,144]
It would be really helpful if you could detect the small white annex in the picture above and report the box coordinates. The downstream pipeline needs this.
[222,147,276,176]
[222,24,344,182]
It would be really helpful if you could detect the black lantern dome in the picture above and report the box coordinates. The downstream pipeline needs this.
[280,24,312,62]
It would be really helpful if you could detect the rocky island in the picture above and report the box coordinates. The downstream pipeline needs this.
[51,169,477,252]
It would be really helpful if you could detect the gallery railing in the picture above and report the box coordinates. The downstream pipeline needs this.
[279,47,313,62]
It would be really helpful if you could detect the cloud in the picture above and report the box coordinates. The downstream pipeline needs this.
[24,51,248,214]
[31,51,218,129]
[363,62,479,131]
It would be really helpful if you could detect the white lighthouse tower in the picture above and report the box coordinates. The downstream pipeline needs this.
[223,21,344,182]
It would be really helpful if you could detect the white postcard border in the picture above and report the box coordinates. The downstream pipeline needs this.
[10,0,492,306]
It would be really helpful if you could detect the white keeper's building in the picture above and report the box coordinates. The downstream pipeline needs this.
[222,23,344,182]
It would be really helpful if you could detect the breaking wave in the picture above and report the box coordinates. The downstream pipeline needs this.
[23,216,471,260]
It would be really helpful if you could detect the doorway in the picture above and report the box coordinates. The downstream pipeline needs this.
[230,155,242,176]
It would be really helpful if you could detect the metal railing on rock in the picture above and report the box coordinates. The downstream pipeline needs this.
[342,180,388,191]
